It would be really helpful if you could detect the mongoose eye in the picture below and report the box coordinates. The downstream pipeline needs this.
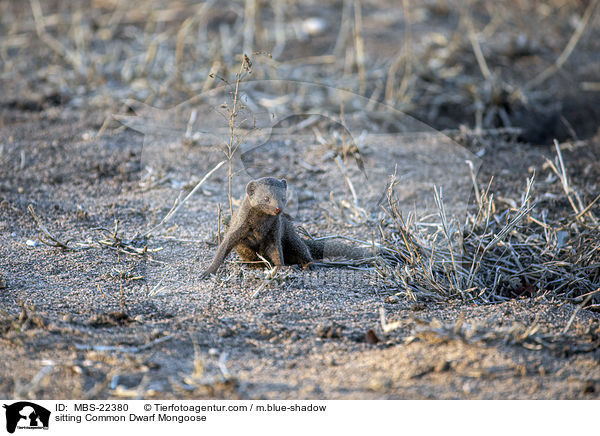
[264,196,270,203]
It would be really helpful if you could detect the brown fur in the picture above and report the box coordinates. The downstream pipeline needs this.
[201,177,373,278]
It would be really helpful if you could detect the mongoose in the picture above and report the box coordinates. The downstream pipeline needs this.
[200,177,374,278]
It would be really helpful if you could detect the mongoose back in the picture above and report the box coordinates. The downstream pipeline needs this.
[200,177,374,278]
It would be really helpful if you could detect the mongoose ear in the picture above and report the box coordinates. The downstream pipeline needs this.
[280,179,287,189]
[246,181,256,196]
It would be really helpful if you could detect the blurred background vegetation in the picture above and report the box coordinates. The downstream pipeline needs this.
[1,0,599,143]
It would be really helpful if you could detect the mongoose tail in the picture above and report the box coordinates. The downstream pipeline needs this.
[303,238,376,261]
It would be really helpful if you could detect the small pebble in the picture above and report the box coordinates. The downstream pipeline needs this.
[218,327,235,338]
[301,17,327,36]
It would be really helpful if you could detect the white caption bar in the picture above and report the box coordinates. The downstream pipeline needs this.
[0,400,596,436]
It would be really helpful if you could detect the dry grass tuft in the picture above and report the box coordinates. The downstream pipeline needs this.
[377,141,600,304]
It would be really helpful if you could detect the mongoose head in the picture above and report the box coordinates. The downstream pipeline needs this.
[246,177,287,215]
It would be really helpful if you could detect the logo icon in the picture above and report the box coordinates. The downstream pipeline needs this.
[3,402,50,433]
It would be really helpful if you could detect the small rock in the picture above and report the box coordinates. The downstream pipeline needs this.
[146,361,161,370]
[26,239,38,247]
[288,332,301,341]
[301,17,327,36]
[583,381,596,394]
[76,206,89,221]
[384,295,399,304]
[87,311,133,327]
[410,303,426,312]
[315,323,343,339]
[218,327,235,338]
[368,376,393,392]
[434,360,451,373]
[365,329,380,344]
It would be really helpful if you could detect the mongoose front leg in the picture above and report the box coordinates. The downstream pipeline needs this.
[264,219,284,267]
[282,219,313,268]
[265,240,284,267]
[200,232,240,279]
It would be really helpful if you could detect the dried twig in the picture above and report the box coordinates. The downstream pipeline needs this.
[464,13,492,81]
[144,160,225,237]
[353,0,366,94]
[526,0,600,89]
[74,335,173,353]
[28,205,74,251]
[562,289,599,335]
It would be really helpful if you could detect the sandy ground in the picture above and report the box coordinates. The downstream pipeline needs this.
[1,105,599,399]
[1,0,599,399]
